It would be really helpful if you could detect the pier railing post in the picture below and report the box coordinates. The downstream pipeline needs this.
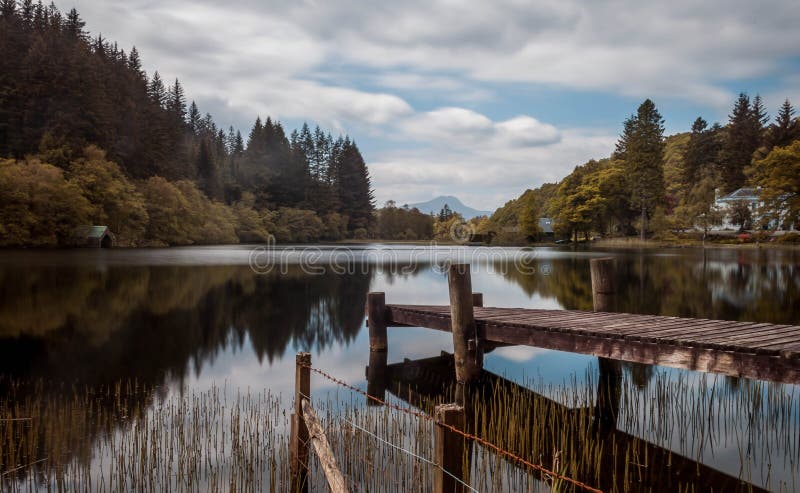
[447,264,482,384]
[366,292,388,406]
[367,292,387,351]
[434,403,467,493]
[590,258,622,432]
[290,352,311,492]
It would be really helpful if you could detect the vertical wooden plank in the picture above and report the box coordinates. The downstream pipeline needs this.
[590,257,621,432]
[448,264,482,384]
[434,403,467,493]
[366,349,387,407]
[290,352,311,493]
[590,257,616,312]
[471,293,483,308]
[367,292,387,351]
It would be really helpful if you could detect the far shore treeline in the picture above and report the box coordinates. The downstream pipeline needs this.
[1,2,799,248]
[0,2,374,246]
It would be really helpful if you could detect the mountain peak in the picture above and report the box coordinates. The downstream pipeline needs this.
[408,195,492,220]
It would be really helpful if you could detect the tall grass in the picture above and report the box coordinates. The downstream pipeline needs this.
[0,367,797,492]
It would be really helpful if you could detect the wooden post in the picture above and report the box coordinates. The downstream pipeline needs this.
[448,264,482,384]
[590,257,616,312]
[589,258,622,432]
[434,403,467,493]
[367,292,387,351]
[290,352,311,493]
[301,399,348,493]
[471,292,483,308]
[366,349,387,407]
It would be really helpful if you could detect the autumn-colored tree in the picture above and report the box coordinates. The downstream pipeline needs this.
[0,157,92,246]
[748,140,800,230]
[68,146,148,245]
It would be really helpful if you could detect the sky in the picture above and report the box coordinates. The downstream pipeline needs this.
[65,0,800,211]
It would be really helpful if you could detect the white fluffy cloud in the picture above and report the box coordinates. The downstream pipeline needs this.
[65,0,800,208]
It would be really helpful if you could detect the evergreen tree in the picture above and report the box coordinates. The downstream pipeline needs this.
[147,71,166,108]
[197,138,221,199]
[167,79,186,122]
[683,117,721,186]
[64,8,85,40]
[719,93,760,193]
[127,46,144,79]
[187,101,201,134]
[767,99,798,149]
[618,99,665,240]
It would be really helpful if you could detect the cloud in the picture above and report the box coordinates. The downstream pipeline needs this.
[63,0,800,208]
[370,128,616,210]
[398,108,561,149]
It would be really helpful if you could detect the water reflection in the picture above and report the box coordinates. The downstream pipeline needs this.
[0,264,371,383]
[0,245,798,491]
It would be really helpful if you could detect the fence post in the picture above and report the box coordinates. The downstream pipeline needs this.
[290,352,311,492]
[366,349,387,407]
[448,264,482,384]
[434,403,467,493]
[590,258,621,432]
[367,292,387,351]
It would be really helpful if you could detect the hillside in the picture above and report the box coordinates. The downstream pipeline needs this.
[0,2,375,246]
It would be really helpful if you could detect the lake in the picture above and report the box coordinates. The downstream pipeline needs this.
[0,245,798,492]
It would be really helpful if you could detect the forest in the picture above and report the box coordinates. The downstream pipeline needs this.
[483,95,800,243]
[0,1,375,246]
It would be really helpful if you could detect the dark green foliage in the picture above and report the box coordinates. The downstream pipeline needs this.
[0,2,376,243]
[682,117,722,186]
[617,99,665,239]
[719,93,763,193]
[767,99,798,150]
[377,201,434,240]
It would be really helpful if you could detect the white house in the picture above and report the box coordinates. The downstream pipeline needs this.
[713,187,794,231]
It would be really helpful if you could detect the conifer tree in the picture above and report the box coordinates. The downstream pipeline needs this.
[617,99,665,240]
[767,99,798,149]
[719,93,760,193]
[683,117,721,186]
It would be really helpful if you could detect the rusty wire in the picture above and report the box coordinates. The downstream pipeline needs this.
[299,363,604,493]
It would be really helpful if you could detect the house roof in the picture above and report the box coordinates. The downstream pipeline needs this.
[74,225,109,238]
[718,187,759,202]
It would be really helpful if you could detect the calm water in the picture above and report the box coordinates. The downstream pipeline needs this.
[0,245,799,491]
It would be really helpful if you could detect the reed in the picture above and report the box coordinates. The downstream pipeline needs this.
[0,366,797,492]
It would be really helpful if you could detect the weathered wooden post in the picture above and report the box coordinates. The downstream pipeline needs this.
[366,349,387,407]
[367,292,387,351]
[434,403,468,493]
[366,292,388,406]
[590,258,622,432]
[590,257,616,312]
[471,292,483,308]
[448,264,483,384]
[290,352,311,492]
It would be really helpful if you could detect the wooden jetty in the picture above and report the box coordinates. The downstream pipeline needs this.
[377,353,769,493]
[367,260,800,385]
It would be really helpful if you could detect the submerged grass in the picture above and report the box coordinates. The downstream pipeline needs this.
[0,367,798,492]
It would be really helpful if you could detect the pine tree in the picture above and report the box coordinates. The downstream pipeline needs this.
[64,8,86,40]
[167,78,186,122]
[618,99,665,240]
[127,46,145,79]
[187,101,201,134]
[147,71,166,108]
[683,117,721,186]
[719,93,760,193]
[767,99,798,149]
[197,138,221,199]
[0,0,17,18]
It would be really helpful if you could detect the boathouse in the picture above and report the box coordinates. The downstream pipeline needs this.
[73,225,114,248]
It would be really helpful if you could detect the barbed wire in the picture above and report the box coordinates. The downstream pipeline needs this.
[299,363,604,493]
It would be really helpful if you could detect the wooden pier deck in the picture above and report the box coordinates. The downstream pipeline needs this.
[384,304,800,385]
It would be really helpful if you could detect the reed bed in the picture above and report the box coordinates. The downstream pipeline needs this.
[0,366,798,492]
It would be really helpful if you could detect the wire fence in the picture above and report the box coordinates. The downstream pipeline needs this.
[299,363,604,493]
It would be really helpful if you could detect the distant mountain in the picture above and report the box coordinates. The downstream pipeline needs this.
[408,196,493,219]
